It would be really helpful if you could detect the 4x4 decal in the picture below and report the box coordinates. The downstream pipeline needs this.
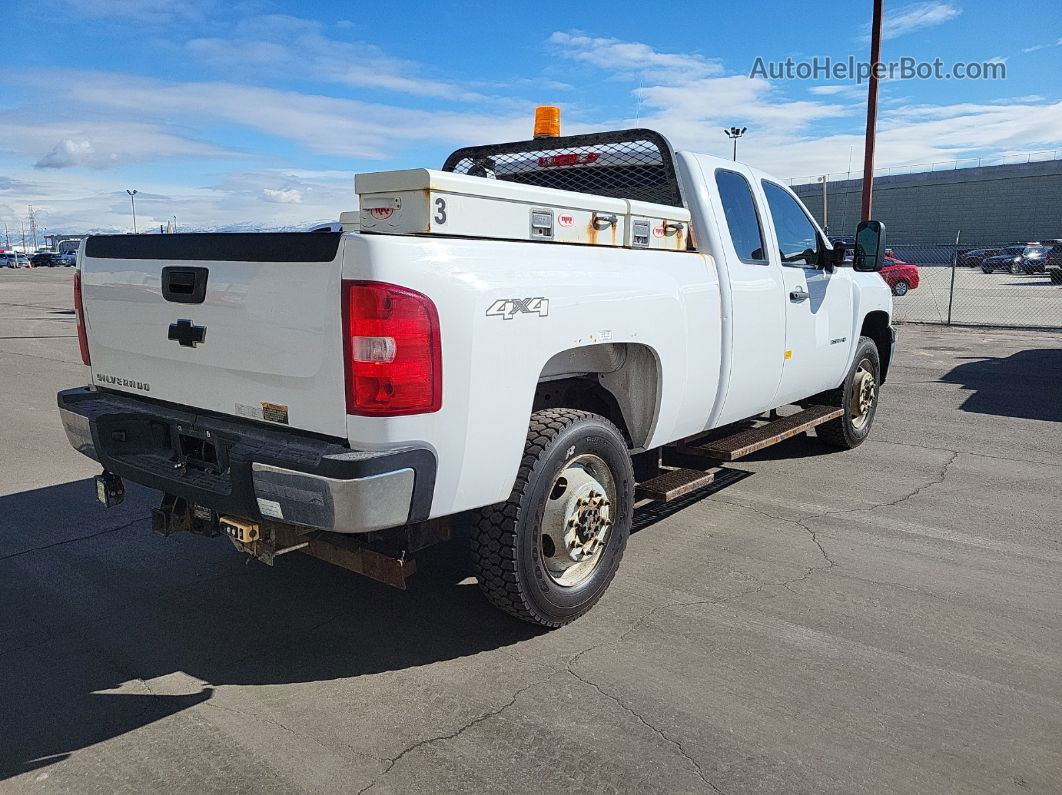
[486,297,549,320]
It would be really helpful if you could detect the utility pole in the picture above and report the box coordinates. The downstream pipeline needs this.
[126,189,139,233]
[724,126,747,161]
[860,0,884,221]
[28,205,38,251]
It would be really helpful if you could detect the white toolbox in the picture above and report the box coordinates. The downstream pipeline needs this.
[355,168,631,248]
[625,200,691,251]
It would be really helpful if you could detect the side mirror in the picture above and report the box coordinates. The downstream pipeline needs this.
[853,220,886,271]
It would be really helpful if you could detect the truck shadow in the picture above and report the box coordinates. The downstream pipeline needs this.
[941,348,1062,422]
[0,479,541,781]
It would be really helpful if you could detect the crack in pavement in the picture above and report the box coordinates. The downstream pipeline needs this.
[565,661,724,793]
[557,577,817,795]
[0,514,150,562]
[873,436,1056,467]
[709,445,960,590]
[356,672,557,795]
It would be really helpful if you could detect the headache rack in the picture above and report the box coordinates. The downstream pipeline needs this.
[441,128,684,208]
[355,129,691,251]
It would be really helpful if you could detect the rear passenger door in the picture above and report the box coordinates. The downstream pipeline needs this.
[707,167,788,424]
[759,180,853,404]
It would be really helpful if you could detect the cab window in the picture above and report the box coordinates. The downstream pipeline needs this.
[762,181,821,267]
[715,169,766,264]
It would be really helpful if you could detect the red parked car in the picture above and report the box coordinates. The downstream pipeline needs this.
[880,251,920,296]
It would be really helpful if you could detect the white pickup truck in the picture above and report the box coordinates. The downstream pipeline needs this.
[59,126,894,627]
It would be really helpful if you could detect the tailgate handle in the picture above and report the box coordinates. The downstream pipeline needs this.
[162,267,208,304]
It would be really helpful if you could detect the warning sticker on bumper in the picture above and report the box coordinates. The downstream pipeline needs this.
[256,498,284,519]
[236,402,290,425]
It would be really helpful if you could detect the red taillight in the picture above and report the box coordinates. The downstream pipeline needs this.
[342,281,441,416]
[73,270,90,365]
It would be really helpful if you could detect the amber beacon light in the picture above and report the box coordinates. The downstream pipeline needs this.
[533,106,561,138]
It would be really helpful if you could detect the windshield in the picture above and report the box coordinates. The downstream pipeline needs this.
[1023,246,1047,256]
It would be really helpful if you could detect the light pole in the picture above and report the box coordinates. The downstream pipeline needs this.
[126,189,138,233]
[724,126,747,161]
[819,175,829,233]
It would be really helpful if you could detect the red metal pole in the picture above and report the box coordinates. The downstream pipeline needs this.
[861,0,884,221]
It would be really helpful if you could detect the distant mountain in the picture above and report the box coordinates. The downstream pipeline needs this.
[69,220,339,236]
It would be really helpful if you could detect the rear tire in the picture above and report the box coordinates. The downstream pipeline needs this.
[470,409,634,628]
[891,279,909,296]
[1049,269,1062,285]
[817,336,881,450]
[1010,261,1022,275]
[981,265,992,274]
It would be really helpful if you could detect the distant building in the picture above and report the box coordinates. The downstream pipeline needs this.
[792,159,1062,244]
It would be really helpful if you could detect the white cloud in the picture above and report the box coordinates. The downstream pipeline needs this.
[0,119,235,171]
[62,0,214,24]
[35,139,103,169]
[549,31,722,83]
[261,188,302,204]
[536,32,1062,188]
[1022,39,1062,53]
[0,167,355,235]
[879,1,962,39]
[186,15,488,101]
[808,84,866,100]
[25,70,529,160]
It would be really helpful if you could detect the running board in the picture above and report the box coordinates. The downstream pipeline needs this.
[680,405,843,462]
[635,467,716,501]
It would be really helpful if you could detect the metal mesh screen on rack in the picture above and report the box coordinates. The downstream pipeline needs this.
[885,239,1062,329]
[441,128,684,207]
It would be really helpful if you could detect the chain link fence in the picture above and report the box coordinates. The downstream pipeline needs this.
[884,239,1062,329]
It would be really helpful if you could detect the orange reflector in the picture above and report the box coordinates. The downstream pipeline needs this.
[533,106,561,138]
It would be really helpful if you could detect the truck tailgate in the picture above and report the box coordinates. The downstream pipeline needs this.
[80,233,348,438]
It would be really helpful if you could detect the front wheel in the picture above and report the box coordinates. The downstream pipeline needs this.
[817,336,881,450]
[470,409,634,627]
[981,265,993,274]
[891,279,909,296]
[1010,261,1023,275]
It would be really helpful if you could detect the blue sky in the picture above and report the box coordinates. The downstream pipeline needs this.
[1,0,1059,234]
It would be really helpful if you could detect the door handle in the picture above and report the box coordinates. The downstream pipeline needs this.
[161,266,209,304]
[789,287,809,302]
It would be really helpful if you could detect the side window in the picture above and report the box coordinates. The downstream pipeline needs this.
[762,181,821,267]
[715,169,766,263]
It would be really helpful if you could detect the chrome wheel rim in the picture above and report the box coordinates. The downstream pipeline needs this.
[540,453,617,587]
[894,280,908,295]
[851,360,876,430]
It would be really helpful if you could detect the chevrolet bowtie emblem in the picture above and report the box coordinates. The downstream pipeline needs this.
[168,318,207,348]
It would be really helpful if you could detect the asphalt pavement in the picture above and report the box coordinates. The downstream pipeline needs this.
[2,268,1061,793]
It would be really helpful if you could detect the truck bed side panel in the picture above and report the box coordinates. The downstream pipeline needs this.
[339,233,722,517]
